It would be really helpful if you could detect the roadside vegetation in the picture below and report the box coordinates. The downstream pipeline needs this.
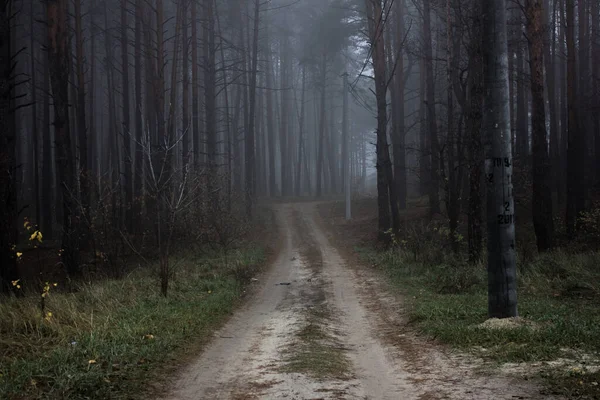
[0,199,275,400]
[322,198,600,399]
[0,246,267,400]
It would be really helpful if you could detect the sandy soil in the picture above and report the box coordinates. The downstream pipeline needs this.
[161,202,558,400]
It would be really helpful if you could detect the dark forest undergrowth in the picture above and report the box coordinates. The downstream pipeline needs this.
[320,198,600,399]
[0,210,277,400]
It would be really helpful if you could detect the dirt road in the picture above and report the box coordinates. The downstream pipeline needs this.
[162,202,554,400]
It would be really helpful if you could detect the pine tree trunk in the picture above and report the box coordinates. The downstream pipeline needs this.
[526,0,554,251]
[265,25,276,196]
[204,0,216,169]
[295,65,306,197]
[423,0,440,216]
[133,0,144,225]
[279,33,291,197]
[191,0,200,169]
[316,52,327,198]
[245,0,260,216]
[565,0,584,234]
[483,0,518,318]
[365,0,400,238]
[543,0,560,198]
[74,0,89,229]
[593,0,600,184]
[120,0,132,229]
[0,0,19,292]
[42,5,53,240]
[182,2,190,166]
[47,0,80,277]
[467,4,484,263]
[394,0,406,210]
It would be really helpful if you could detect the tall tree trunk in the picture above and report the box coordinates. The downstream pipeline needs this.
[445,0,459,253]
[120,0,132,229]
[295,65,306,197]
[316,52,327,198]
[47,0,80,277]
[467,3,484,263]
[365,0,400,238]
[423,0,440,216]
[565,0,584,234]
[559,0,568,208]
[418,57,429,197]
[245,0,260,216]
[133,0,143,225]
[279,31,291,196]
[191,0,200,169]
[74,0,89,230]
[42,3,53,240]
[182,2,190,166]
[30,1,41,227]
[166,1,183,175]
[593,0,600,184]
[204,0,216,169]
[0,0,19,292]
[543,0,560,198]
[526,0,554,251]
[265,24,276,196]
[515,15,529,160]
[394,0,406,210]
[482,0,518,318]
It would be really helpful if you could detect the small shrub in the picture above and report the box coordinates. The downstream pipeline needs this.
[431,257,485,294]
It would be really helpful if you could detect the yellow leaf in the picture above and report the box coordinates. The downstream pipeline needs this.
[16,252,22,258]
[29,232,37,241]
[88,360,97,364]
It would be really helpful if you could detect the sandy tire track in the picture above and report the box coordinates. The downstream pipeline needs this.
[161,202,559,400]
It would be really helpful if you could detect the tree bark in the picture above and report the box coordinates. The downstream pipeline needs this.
[565,0,584,234]
[191,0,200,169]
[42,2,53,239]
[423,0,441,216]
[295,65,306,197]
[316,52,327,198]
[74,0,89,230]
[182,2,190,166]
[204,0,216,169]
[0,0,19,292]
[525,0,554,251]
[245,0,260,216]
[120,0,132,229]
[133,0,144,225]
[47,0,80,277]
[265,24,276,197]
[467,3,484,263]
[394,0,406,210]
[592,0,600,184]
[482,0,518,318]
[365,0,400,238]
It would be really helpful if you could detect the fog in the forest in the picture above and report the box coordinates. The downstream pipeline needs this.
[2,0,600,396]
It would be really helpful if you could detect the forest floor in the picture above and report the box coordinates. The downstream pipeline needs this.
[162,201,558,399]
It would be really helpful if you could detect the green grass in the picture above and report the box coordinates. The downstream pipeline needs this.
[0,246,266,400]
[357,247,600,397]
[281,305,352,380]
